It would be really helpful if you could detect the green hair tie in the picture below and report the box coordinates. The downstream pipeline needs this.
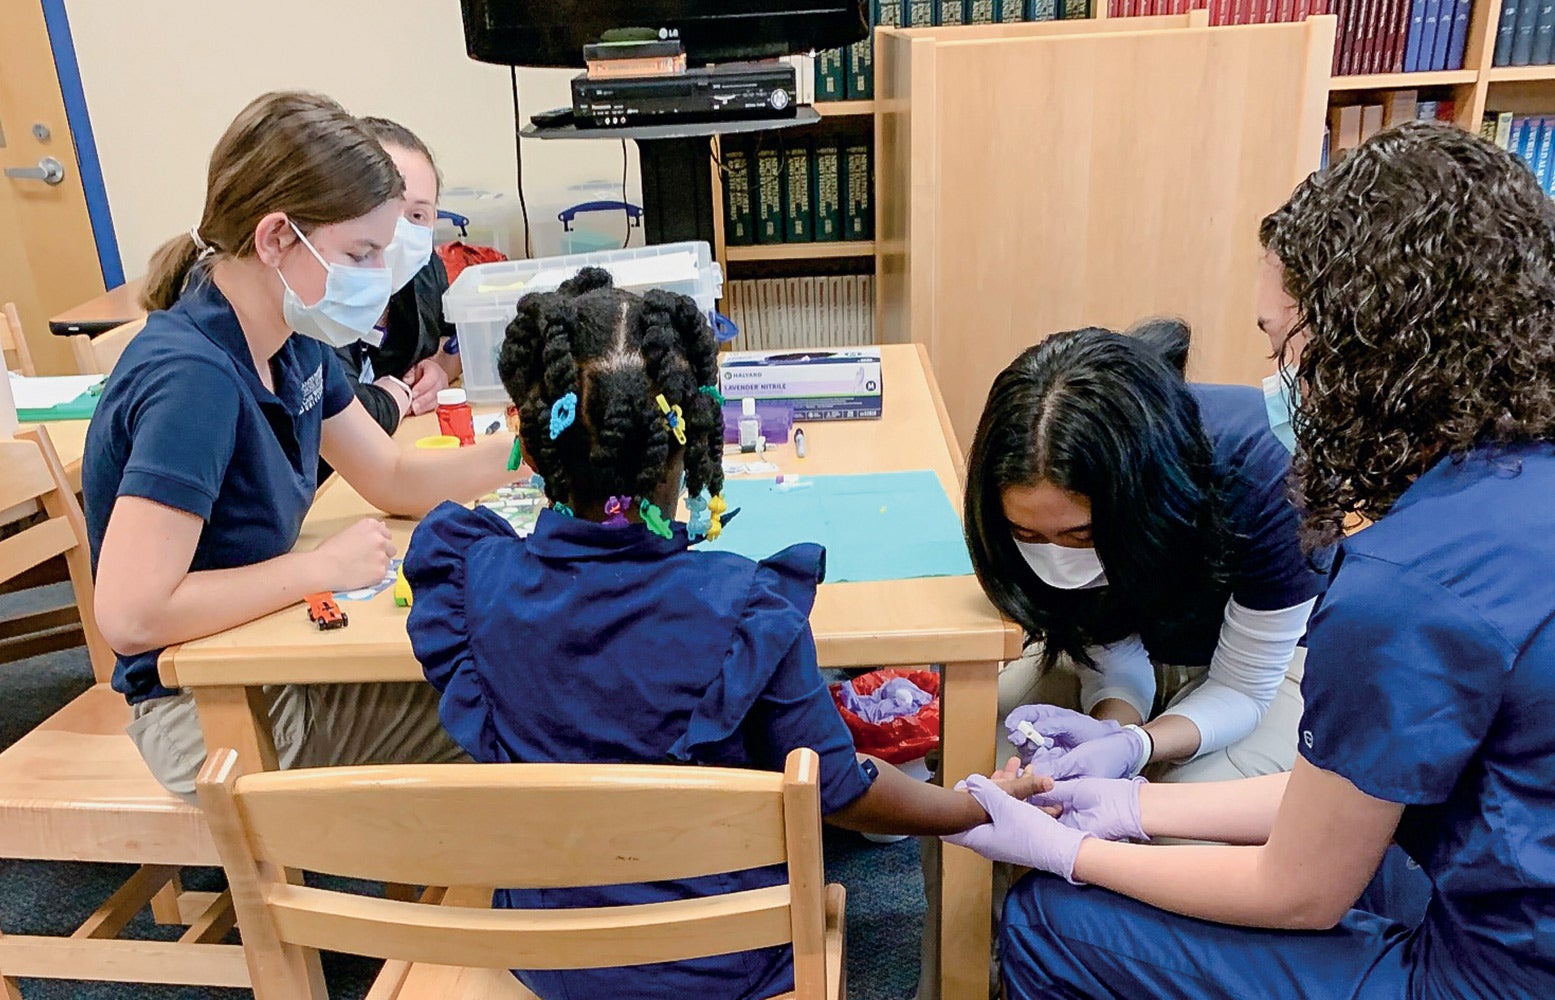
[506,438,524,472]
[553,503,574,517]
[698,385,726,406]
[639,499,673,539]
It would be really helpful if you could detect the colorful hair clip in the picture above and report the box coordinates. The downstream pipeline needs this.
[706,493,728,541]
[698,384,726,406]
[553,502,574,517]
[548,392,578,440]
[506,437,524,472]
[639,498,673,539]
[505,404,522,434]
[529,472,546,491]
[686,489,712,540]
[656,393,687,446]
[603,495,633,528]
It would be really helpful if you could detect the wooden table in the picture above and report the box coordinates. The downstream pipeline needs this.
[159,343,1021,1000]
[48,278,145,338]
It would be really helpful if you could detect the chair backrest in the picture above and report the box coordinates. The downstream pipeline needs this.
[0,427,114,681]
[2,302,38,377]
[70,317,146,377]
[198,747,831,1000]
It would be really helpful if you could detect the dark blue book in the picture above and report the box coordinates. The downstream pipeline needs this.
[1533,0,1555,64]
[1419,0,1444,69]
[1445,0,1471,69]
[1496,0,1522,64]
[1403,0,1430,70]
[1429,0,1455,67]
[1514,0,1541,64]
[1514,117,1535,168]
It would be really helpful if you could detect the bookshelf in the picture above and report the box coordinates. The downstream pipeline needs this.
[726,241,876,262]
[1329,70,1478,90]
[1488,65,1555,83]
[813,100,876,116]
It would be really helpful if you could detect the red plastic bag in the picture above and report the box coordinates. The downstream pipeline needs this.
[436,241,507,284]
[830,669,940,765]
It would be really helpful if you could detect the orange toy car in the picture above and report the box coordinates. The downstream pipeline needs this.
[305,592,349,631]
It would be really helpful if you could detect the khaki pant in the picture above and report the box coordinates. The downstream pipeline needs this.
[127,682,469,800]
[917,647,1307,999]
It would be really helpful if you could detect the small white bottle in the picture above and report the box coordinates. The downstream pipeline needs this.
[738,397,761,452]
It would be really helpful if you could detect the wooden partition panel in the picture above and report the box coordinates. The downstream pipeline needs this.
[877,18,1335,442]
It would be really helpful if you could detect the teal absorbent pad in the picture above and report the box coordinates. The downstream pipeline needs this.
[700,470,974,583]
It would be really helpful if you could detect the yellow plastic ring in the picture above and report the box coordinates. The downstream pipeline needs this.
[415,435,462,450]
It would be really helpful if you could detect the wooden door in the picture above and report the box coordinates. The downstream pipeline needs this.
[0,2,107,375]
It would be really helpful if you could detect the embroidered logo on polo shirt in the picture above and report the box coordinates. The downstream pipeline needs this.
[297,365,323,415]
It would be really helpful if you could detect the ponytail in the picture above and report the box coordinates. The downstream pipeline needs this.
[140,233,203,311]
[1125,317,1192,377]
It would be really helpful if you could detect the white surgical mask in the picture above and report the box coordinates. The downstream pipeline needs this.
[1262,365,1299,454]
[277,220,391,349]
[385,215,435,293]
[1015,540,1107,590]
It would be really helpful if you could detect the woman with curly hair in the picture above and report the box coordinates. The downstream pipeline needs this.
[947,120,1555,998]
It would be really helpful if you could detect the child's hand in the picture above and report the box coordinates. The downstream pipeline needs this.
[986,766,1053,807]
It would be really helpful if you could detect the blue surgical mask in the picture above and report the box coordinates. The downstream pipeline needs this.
[1014,540,1107,590]
[385,216,435,293]
[277,220,392,349]
[1262,365,1300,453]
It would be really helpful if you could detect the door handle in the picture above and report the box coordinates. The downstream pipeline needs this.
[4,156,65,186]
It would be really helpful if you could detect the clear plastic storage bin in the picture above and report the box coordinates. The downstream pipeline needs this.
[443,241,723,404]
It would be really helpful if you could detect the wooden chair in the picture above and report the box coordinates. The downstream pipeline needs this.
[197,747,848,1000]
[1,303,37,377]
[70,317,146,378]
[0,427,250,995]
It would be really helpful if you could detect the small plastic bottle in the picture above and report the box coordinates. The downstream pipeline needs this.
[436,388,476,446]
[739,397,761,452]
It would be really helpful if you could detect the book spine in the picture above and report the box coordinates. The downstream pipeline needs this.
[1278,0,1296,20]
[1512,116,1533,166]
[1362,0,1386,73]
[816,50,847,101]
[1403,0,1429,70]
[784,144,814,243]
[1436,99,1455,121]
[1536,119,1554,194]
[1335,0,1358,73]
[755,146,786,245]
[1532,0,1555,64]
[1514,0,1541,64]
[1264,0,1281,21]
[1443,0,1467,69]
[1498,111,1516,148]
[906,0,938,23]
[967,0,1000,21]
[844,144,873,241]
[1389,0,1413,71]
[722,144,754,246]
[813,143,843,242]
[1427,0,1454,67]
[1418,0,1443,71]
[1415,99,1438,118]
[1496,0,1522,64]
[846,39,874,100]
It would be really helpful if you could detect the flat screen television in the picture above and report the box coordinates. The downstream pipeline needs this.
[460,0,870,68]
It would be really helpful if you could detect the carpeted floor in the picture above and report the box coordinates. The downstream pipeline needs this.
[0,588,926,999]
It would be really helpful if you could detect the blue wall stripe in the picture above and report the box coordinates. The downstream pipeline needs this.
[39,0,124,288]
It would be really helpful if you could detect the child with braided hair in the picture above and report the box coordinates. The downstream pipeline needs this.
[403,268,1043,1000]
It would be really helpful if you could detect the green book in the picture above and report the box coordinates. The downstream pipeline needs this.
[905,0,939,25]
[940,0,970,21]
[843,143,873,241]
[1025,0,1057,19]
[784,144,815,242]
[815,49,848,102]
[965,0,1003,22]
[755,146,786,244]
[1060,0,1090,18]
[722,143,754,246]
[846,39,874,99]
[813,142,843,242]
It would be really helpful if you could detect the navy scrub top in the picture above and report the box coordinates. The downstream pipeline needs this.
[404,504,876,1000]
[1131,383,1328,665]
[1301,442,1555,999]
[82,277,355,703]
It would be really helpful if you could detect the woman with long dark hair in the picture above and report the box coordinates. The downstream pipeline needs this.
[964,318,1326,784]
[950,120,1555,999]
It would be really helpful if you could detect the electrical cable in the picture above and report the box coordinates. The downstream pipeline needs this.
[510,66,534,259]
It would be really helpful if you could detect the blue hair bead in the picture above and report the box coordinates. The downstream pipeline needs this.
[548,392,578,440]
[686,488,712,541]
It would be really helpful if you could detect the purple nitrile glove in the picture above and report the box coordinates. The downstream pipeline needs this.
[1029,776,1149,842]
[1006,705,1147,779]
[1039,728,1148,781]
[942,774,1090,883]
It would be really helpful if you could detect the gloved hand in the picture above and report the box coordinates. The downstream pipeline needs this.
[1030,776,1148,842]
[1006,705,1148,780]
[942,774,1090,882]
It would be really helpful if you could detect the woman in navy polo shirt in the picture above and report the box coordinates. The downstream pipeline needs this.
[950,121,1555,999]
[83,91,516,796]
[964,319,1328,784]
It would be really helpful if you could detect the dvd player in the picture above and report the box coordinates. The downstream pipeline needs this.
[572,63,797,128]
